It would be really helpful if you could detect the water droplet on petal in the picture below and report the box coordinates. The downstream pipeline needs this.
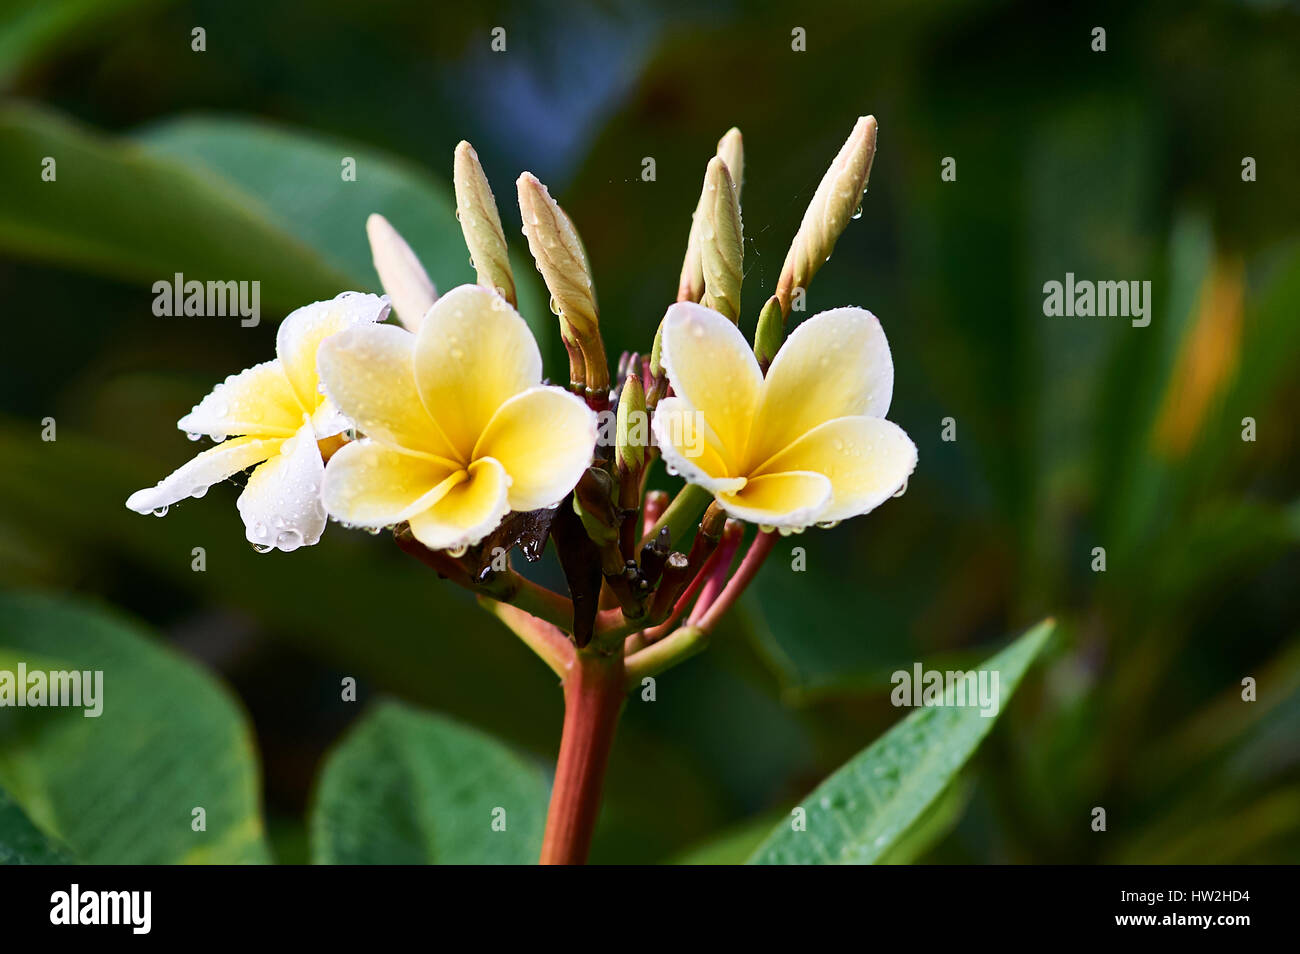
[151,506,169,517]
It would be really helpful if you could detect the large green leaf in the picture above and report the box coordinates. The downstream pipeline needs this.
[311,700,548,864]
[136,116,555,351]
[0,591,270,863]
[0,104,349,309]
[0,0,165,86]
[0,784,72,864]
[748,620,1054,864]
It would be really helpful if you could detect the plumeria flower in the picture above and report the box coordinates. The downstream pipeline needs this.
[317,284,597,553]
[652,302,917,530]
[125,292,390,551]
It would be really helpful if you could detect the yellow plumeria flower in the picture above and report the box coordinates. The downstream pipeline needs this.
[652,302,917,529]
[126,292,390,551]
[317,284,597,552]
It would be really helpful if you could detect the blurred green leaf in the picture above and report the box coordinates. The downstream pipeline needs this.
[0,0,164,85]
[671,811,781,865]
[748,619,1053,864]
[0,784,73,864]
[0,103,349,308]
[310,700,547,864]
[136,115,554,352]
[0,591,270,863]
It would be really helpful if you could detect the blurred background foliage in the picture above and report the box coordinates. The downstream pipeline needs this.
[0,0,1297,862]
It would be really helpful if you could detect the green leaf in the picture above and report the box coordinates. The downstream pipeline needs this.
[748,619,1054,864]
[135,116,554,351]
[0,0,163,86]
[0,785,73,864]
[0,591,270,863]
[311,700,548,865]
[0,104,349,309]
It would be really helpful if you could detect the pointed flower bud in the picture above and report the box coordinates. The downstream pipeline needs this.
[678,128,744,304]
[454,141,516,307]
[753,294,785,369]
[700,157,743,322]
[776,115,877,318]
[716,127,743,197]
[516,172,608,394]
[366,213,437,330]
[573,466,619,547]
[615,372,647,475]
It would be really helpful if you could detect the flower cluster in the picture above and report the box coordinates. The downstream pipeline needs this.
[128,118,915,664]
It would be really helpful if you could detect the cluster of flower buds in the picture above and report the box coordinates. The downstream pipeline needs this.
[128,116,915,681]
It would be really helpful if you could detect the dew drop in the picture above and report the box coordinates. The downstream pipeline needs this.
[446,544,468,558]
[151,506,169,517]
[892,478,909,498]
[275,529,304,552]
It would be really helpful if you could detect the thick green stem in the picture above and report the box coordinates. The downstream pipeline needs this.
[642,483,712,550]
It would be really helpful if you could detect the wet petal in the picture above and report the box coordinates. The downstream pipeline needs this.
[126,436,282,514]
[754,416,916,522]
[276,291,389,412]
[177,360,302,440]
[317,323,460,460]
[651,396,745,495]
[236,421,327,552]
[747,307,894,468]
[474,386,596,510]
[716,470,832,528]
[659,301,762,470]
[413,285,542,459]
[321,438,464,528]
[407,456,511,551]
[367,213,437,331]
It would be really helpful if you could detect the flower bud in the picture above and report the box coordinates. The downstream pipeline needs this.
[700,158,743,323]
[753,294,785,370]
[366,213,436,330]
[776,115,877,318]
[454,141,516,307]
[678,128,743,304]
[517,172,609,393]
[572,466,619,547]
[615,372,647,475]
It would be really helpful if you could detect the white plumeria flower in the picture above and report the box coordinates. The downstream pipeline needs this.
[366,213,436,331]
[317,284,597,553]
[125,292,390,551]
[652,302,917,529]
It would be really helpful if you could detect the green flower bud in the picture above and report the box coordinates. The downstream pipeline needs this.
[776,115,877,318]
[454,141,516,307]
[700,158,743,323]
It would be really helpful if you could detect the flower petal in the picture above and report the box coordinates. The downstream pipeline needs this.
[367,213,437,331]
[474,386,596,510]
[754,416,917,523]
[715,470,832,528]
[407,456,511,551]
[413,285,542,459]
[651,396,746,495]
[317,323,460,461]
[276,291,390,413]
[747,307,894,469]
[321,438,464,528]
[236,421,327,552]
[177,359,302,440]
[659,301,762,471]
[126,436,283,514]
